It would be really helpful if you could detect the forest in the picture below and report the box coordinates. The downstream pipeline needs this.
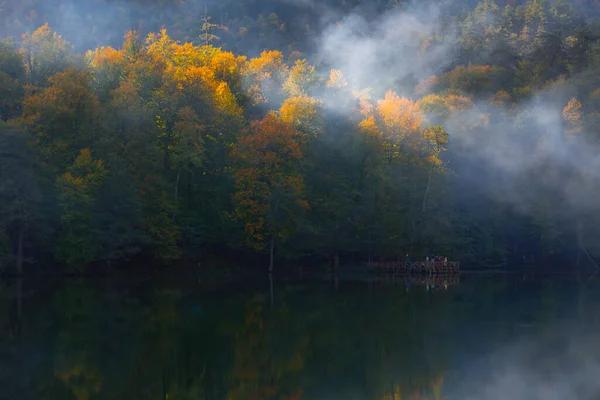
[1,0,600,272]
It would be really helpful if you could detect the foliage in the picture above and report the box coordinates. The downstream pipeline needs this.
[3,0,600,270]
[563,97,583,135]
[55,149,107,267]
[232,114,307,250]
[20,23,72,86]
[0,38,26,121]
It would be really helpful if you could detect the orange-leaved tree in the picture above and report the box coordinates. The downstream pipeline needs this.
[21,67,102,174]
[232,113,307,272]
[563,97,583,136]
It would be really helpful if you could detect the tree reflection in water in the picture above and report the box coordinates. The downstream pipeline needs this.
[2,274,600,399]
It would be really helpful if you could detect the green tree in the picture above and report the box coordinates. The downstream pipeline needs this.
[55,148,107,268]
[0,39,26,121]
[0,124,42,273]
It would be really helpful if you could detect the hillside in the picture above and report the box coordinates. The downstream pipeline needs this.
[1,0,600,271]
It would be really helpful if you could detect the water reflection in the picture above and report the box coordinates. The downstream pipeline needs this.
[2,273,600,399]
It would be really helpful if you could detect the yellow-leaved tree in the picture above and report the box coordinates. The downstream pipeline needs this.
[243,50,289,111]
[20,23,72,86]
[279,94,325,135]
[281,58,324,97]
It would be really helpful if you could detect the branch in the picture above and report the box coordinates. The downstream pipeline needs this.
[580,242,599,271]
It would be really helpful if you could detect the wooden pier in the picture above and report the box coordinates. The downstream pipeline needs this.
[365,260,460,274]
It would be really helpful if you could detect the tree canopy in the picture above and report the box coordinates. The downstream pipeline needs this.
[2,0,600,272]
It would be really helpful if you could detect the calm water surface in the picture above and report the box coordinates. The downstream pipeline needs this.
[2,272,600,400]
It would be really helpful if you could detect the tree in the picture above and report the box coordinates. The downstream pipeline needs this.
[200,2,220,46]
[84,46,126,102]
[422,126,449,212]
[376,91,424,162]
[566,25,595,73]
[0,124,42,273]
[563,97,583,135]
[20,23,72,86]
[432,65,506,96]
[298,113,366,264]
[107,77,182,263]
[279,94,324,135]
[0,39,26,121]
[458,0,502,64]
[352,91,451,258]
[529,31,568,85]
[243,50,289,112]
[281,59,324,98]
[232,114,307,272]
[21,67,102,173]
[95,156,151,265]
[418,93,473,125]
[55,149,108,268]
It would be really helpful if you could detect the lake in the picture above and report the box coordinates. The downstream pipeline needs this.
[2,271,600,400]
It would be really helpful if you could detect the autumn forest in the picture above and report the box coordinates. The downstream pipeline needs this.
[1,0,600,272]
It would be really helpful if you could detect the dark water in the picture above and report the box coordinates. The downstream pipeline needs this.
[2,272,600,400]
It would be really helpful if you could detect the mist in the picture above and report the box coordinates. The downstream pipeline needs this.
[315,1,456,94]
[454,329,600,400]
[308,0,600,237]
[0,0,217,50]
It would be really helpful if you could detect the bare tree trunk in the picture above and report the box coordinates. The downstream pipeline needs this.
[175,167,181,201]
[17,278,22,336]
[269,236,275,274]
[578,219,599,270]
[17,223,24,276]
[163,137,170,171]
[172,167,181,221]
[187,170,194,210]
[422,163,434,212]
[269,272,274,308]
[162,370,167,400]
